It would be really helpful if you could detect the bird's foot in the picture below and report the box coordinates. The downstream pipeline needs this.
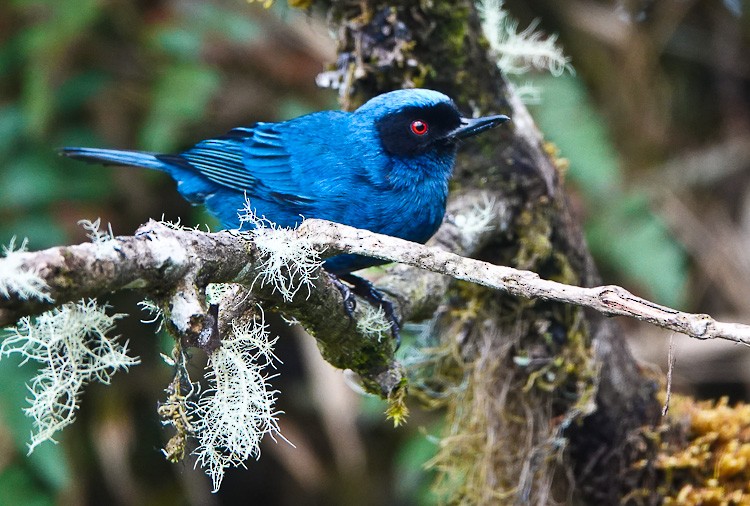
[327,272,357,320]
[340,274,401,349]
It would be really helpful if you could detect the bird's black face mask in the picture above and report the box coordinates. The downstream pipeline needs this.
[376,103,508,158]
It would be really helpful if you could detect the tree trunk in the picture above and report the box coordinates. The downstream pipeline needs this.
[314,1,660,502]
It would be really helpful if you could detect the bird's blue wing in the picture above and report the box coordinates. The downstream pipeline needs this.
[156,113,381,228]
[157,124,283,191]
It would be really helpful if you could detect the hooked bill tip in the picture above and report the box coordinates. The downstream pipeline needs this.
[449,114,510,140]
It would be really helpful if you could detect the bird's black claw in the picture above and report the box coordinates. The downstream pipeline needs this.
[328,273,357,320]
[328,272,402,349]
[340,274,402,350]
[382,300,401,350]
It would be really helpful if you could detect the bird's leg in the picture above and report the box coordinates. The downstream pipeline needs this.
[327,272,357,320]
[339,274,401,349]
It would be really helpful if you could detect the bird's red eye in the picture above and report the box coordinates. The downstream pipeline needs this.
[410,120,428,136]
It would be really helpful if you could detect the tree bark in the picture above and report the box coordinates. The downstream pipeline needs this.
[313,1,661,502]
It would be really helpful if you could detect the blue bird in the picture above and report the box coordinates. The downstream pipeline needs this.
[62,88,508,341]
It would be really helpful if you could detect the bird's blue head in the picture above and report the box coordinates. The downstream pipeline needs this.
[354,89,509,159]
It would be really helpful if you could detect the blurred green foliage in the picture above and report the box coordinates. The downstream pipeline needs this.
[394,425,440,506]
[0,0,327,250]
[0,357,71,506]
[531,75,688,308]
[0,0,330,503]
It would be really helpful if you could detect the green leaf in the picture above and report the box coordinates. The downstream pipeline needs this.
[0,148,110,209]
[0,153,63,208]
[0,106,25,159]
[191,3,260,44]
[394,430,440,506]
[55,71,109,113]
[154,27,203,60]
[587,194,688,308]
[529,74,623,200]
[17,0,101,137]
[21,60,53,138]
[0,356,70,491]
[0,34,23,80]
[150,4,260,61]
[0,466,55,506]
[531,74,689,308]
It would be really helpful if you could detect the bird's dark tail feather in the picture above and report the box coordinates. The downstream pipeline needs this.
[59,147,168,171]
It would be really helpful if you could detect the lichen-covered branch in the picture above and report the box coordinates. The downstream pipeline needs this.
[0,218,406,396]
[305,1,661,501]
[0,222,255,326]
[0,192,500,397]
[3,202,749,371]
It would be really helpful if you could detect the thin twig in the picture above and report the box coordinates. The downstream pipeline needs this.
[297,218,750,346]
[662,334,677,417]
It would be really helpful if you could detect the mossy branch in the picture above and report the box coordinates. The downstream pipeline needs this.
[0,192,497,397]
[2,192,748,401]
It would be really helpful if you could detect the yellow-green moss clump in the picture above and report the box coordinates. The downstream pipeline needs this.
[646,396,750,505]
[543,142,570,180]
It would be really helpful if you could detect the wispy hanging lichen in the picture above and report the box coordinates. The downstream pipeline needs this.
[189,308,288,492]
[239,201,322,302]
[479,0,572,77]
[0,299,139,453]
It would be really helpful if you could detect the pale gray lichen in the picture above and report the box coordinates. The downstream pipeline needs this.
[356,305,393,343]
[452,194,505,251]
[0,237,52,302]
[0,299,139,453]
[511,81,543,105]
[138,298,164,331]
[479,0,572,105]
[77,219,124,261]
[479,0,573,77]
[189,308,289,492]
[239,201,322,302]
[78,218,114,245]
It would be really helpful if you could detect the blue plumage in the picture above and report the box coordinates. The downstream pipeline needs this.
[62,89,508,275]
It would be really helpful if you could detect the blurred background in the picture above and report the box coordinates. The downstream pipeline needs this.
[0,0,748,504]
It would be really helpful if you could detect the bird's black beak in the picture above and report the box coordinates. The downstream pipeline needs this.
[446,114,510,141]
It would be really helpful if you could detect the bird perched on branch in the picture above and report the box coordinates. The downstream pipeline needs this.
[62,88,509,342]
